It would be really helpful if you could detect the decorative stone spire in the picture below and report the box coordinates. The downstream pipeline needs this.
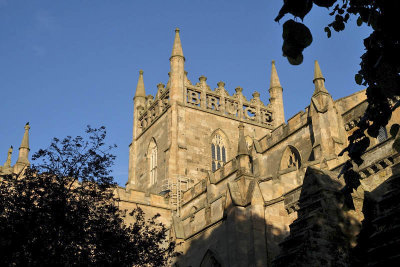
[184,71,192,85]
[20,123,30,150]
[251,91,262,104]
[3,146,13,168]
[313,60,329,95]
[156,83,165,99]
[313,60,325,81]
[309,60,345,161]
[170,28,184,59]
[268,60,285,126]
[236,123,252,174]
[166,72,171,89]
[16,123,30,166]
[169,28,185,103]
[269,60,282,89]
[237,123,249,156]
[134,70,146,98]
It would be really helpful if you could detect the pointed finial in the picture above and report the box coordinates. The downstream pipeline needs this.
[21,123,30,149]
[313,60,325,83]
[269,60,282,89]
[134,69,146,98]
[4,146,13,168]
[171,27,184,59]
[237,123,249,156]
[313,60,329,95]
[15,122,31,167]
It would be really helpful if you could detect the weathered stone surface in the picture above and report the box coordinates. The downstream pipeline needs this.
[2,29,399,267]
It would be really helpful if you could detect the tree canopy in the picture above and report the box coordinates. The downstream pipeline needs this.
[0,126,176,266]
[275,0,400,209]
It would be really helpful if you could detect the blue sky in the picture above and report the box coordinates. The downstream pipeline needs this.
[0,1,371,185]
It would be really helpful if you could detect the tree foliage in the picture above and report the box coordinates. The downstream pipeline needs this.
[0,126,176,266]
[276,0,400,209]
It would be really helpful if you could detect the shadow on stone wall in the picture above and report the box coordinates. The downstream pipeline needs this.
[174,165,400,266]
[174,210,288,267]
[352,166,400,267]
[273,167,361,267]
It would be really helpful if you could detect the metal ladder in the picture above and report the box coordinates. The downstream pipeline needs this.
[162,177,189,216]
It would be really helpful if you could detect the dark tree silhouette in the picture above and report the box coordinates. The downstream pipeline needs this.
[0,126,176,266]
[275,0,400,209]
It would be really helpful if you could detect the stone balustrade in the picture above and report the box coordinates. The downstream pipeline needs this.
[137,76,275,134]
[185,78,274,127]
[138,86,170,134]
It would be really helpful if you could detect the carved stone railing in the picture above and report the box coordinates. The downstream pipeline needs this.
[185,81,273,127]
[138,86,170,134]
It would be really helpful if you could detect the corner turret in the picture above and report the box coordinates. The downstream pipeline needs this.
[134,69,146,99]
[133,70,147,140]
[14,123,30,173]
[308,61,347,166]
[3,146,13,168]
[268,60,285,127]
[171,28,184,59]
[127,70,147,189]
[169,28,185,103]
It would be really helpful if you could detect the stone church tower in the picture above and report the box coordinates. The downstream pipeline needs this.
[2,29,399,266]
[118,29,400,266]
[126,28,284,212]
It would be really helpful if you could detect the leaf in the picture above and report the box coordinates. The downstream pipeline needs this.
[275,0,313,22]
[283,20,313,47]
[355,74,363,85]
[313,0,336,8]
[324,27,331,38]
[394,136,400,153]
[282,41,303,58]
[344,13,350,22]
[287,53,304,65]
[357,16,363,26]
[390,124,400,137]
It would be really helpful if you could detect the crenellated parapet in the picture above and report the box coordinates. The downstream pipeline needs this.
[137,88,170,136]
[185,75,274,128]
[256,108,310,153]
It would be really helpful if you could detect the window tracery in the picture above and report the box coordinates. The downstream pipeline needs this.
[200,249,222,267]
[280,146,301,170]
[211,133,227,172]
[377,126,388,143]
[148,139,157,185]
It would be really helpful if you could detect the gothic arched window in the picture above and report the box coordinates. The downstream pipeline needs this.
[280,146,301,171]
[200,249,222,267]
[211,134,227,172]
[148,139,157,185]
[377,126,388,143]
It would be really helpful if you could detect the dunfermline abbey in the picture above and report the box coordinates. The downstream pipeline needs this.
[1,29,400,266]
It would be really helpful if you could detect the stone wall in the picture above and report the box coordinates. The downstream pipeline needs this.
[130,111,169,194]
[182,105,270,183]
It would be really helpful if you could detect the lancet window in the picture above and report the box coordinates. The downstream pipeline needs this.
[148,139,157,185]
[377,126,388,143]
[280,146,301,171]
[200,249,222,267]
[211,134,227,172]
